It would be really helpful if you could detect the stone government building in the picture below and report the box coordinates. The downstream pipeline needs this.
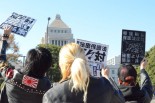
[41,14,75,46]
[41,14,120,84]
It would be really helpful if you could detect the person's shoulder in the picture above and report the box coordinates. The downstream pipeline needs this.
[43,79,70,101]
[46,79,70,93]
[101,77,115,90]
[40,77,51,84]
[91,77,111,85]
[89,77,113,90]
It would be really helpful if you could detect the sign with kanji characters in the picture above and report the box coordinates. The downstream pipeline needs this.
[121,29,146,65]
[76,39,109,77]
[0,12,36,37]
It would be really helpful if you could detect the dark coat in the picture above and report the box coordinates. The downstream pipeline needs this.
[0,69,51,103]
[0,40,51,103]
[119,69,153,103]
[43,77,125,103]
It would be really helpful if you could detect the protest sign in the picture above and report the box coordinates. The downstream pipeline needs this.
[0,12,36,37]
[121,29,146,65]
[76,39,109,77]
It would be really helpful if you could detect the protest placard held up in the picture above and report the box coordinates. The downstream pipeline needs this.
[0,12,36,37]
[121,29,146,65]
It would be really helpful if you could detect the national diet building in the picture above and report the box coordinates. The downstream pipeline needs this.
[42,14,75,46]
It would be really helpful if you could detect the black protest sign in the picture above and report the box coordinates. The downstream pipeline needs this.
[121,29,146,65]
[0,12,36,37]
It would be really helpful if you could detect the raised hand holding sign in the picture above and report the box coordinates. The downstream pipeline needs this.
[0,12,36,37]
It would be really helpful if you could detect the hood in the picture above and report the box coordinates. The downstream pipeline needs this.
[119,83,145,102]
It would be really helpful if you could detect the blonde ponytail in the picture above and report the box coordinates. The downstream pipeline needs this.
[59,43,90,103]
[71,58,90,103]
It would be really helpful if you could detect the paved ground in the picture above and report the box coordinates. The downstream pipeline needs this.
[151,96,155,103]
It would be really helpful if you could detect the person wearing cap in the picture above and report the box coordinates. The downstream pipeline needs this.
[118,59,153,103]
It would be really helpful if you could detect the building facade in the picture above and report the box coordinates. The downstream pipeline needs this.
[107,55,121,65]
[107,55,121,84]
[42,15,121,85]
[42,14,75,46]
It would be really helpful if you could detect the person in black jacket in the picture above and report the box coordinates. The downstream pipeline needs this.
[43,43,125,103]
[118,59,153,103]
[0,26,52,103]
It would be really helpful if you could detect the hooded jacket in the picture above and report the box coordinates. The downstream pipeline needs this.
[119,69,153,103]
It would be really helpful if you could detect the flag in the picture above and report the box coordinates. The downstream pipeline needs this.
[22,75,39,89]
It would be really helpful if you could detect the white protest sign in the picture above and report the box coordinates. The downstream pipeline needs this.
[0,12,36,37]
[76,39,109,77]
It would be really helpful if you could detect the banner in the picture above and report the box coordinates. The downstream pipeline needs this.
[0,12,36,37]
[121,29,146,65]
[76,39,109,77]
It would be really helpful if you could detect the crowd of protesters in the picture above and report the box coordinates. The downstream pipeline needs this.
[0,26,153,103]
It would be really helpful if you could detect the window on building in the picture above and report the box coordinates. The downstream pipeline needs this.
[112,70,115,74]
[58,30,60,33]
[64,41,67,44]
[61,30,63,33]
[55,40,57,45]
[52,40,54,44]
[51,30,53,32]
[58,40,60,46]
[64,30,67,33]
[54,30,57,33]
[61,41,63,46]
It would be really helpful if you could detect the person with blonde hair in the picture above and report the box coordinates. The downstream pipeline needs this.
[43,43,124,103]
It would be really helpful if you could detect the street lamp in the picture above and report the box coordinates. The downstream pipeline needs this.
[21,55,26,67]
[18,55,26,67]
[46,17,51,44]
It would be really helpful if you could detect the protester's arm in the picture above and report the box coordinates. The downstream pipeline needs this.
[0,26,13,79]
[0,26,11,61]
[101,66,125,103]
[108,78,125,103]
[101,67,109,80]
[140,58,153,101]
[101,66,119,91]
